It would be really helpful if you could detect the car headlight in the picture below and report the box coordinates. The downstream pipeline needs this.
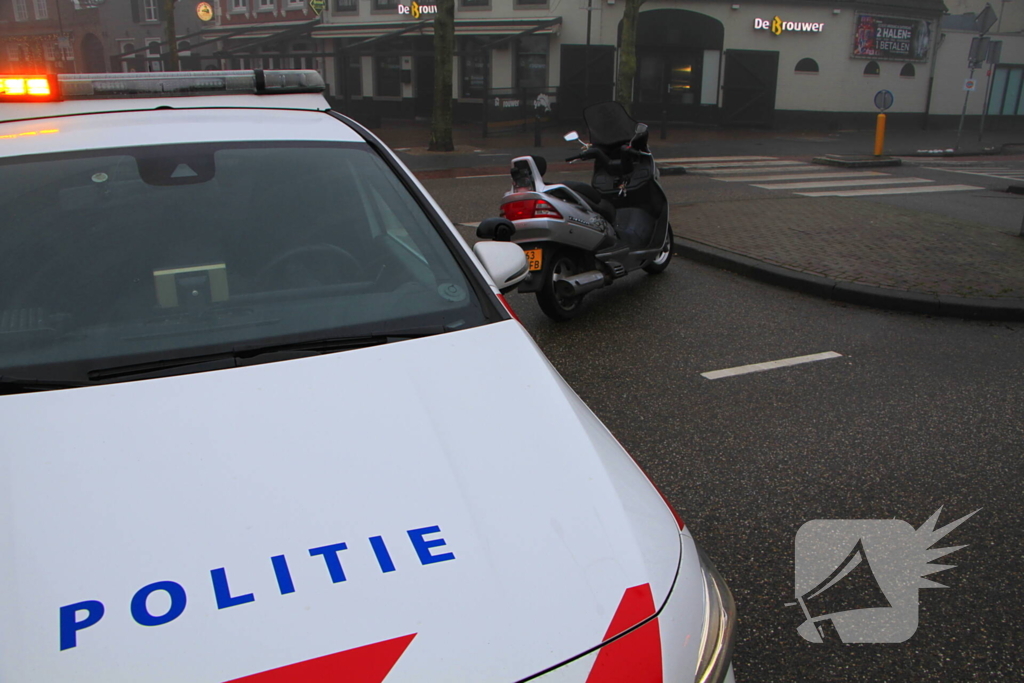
[694,543,737,683]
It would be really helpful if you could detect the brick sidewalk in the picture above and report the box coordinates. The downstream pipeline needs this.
[674,196,1024,301]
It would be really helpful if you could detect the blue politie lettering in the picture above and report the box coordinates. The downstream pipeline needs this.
[407,525,456,565]
[59,600,104,650]
[211,567,255,609]
[58,524,456,651]
[271,554,295,594]
[131,581,187,626]
[369,535,396,573]
[308,542,348,582]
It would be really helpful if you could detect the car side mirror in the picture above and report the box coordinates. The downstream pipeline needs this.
[563,131,580,142]
[473,241,529,293]
[476,216,516,241]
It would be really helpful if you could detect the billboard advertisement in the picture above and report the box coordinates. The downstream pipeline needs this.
[853,15,932,62]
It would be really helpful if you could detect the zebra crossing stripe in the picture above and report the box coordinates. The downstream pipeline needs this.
[753,177,932,190]
[796,184,981,197]
[718,171,889,182]
[688,164,816,175]
[659,156,777,163]
[684,160,806,169]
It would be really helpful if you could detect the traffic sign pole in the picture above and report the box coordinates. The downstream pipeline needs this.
[955,66,976,151]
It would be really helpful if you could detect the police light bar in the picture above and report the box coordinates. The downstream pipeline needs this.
[0,75,59,102]
[0,70,324,102]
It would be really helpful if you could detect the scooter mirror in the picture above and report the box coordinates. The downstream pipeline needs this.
[563,131,580,142]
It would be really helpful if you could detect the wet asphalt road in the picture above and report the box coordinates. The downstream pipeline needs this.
[423,177,1024,682]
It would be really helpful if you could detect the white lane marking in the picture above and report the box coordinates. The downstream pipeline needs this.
[796,184,982,197]
[683,160,806,169]
[701,351,843,380]
[458,174,509,179]
[687,164,815,175]
[754,177,932,190]
[717,171,889,182]
[659,156,777,163]
[922,167,1024,180]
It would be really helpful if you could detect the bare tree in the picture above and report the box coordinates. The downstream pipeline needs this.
[162,0,180,71]
[615,0,646,114]
[429,0,455,152]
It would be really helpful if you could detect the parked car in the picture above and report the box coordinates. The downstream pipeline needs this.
[0,71,735,683]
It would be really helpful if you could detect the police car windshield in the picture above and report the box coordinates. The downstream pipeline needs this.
[0,141,488,385]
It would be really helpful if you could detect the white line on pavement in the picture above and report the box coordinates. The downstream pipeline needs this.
[683,160,806,169]
[716,171,889,182]
[796,184,982,197]
[659,156,777,163]
[701,352,843,380]
[753,177,932,190]
[687,164,816,175]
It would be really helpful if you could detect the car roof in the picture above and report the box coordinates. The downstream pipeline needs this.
[0,97,363,159]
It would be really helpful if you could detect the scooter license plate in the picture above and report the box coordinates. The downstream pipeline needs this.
[524,248,543,271]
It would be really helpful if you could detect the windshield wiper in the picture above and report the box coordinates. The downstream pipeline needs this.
[88,325,447,383]
[0,376,89,395]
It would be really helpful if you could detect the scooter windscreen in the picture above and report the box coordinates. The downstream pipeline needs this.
[583,101,639,148]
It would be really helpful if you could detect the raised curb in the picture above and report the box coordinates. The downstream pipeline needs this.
[658,165,688,176]
[812,155,902,168]
[676,237,1024,321]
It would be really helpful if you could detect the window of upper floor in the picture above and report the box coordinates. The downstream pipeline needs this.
[33,0,48,20]
[14,0,29,22]
[334,0,357,11]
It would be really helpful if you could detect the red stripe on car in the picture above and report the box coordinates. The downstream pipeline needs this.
[225,633,416,683]
[585,584,662,683]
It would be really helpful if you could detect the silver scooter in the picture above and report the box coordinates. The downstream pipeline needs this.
[476,101,672,321]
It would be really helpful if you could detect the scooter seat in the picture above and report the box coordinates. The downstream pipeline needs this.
[563,180,616,225]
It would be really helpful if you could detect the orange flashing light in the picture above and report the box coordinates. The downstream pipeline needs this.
[0,75,59,101]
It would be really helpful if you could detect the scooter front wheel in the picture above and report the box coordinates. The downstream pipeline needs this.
[642,224,674,275]
[537,251,584,321]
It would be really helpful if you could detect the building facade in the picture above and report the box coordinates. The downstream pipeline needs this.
[0,0,106,75]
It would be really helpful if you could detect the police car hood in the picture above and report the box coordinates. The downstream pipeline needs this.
[0,320,683,683]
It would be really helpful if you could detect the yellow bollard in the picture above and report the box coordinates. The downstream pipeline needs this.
[873,113,887,157]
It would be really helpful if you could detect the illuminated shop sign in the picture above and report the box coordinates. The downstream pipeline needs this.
[853,14,932,61]
[754,17,825,35]
[398,1,437,18]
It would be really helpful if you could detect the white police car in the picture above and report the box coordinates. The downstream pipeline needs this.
[0,71,735,682]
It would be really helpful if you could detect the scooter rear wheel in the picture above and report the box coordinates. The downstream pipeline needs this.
[642,225,674,275]
[537,251,584,321]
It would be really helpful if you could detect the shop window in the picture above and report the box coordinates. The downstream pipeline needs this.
[863,61,880,76]
[376,55,402,97]
[795,58,818,73]
[44,43,56,61]
[147,40,161,56]
[334,0,357,11]
[900,63,916,77]
[14,0,28,22]
[460,37,488,98]
[178,41,191,56]
[516,35,548,91]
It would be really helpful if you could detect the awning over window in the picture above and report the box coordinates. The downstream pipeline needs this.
[311,17,561,40]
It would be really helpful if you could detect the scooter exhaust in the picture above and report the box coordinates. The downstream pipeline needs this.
[555,270,608,298]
